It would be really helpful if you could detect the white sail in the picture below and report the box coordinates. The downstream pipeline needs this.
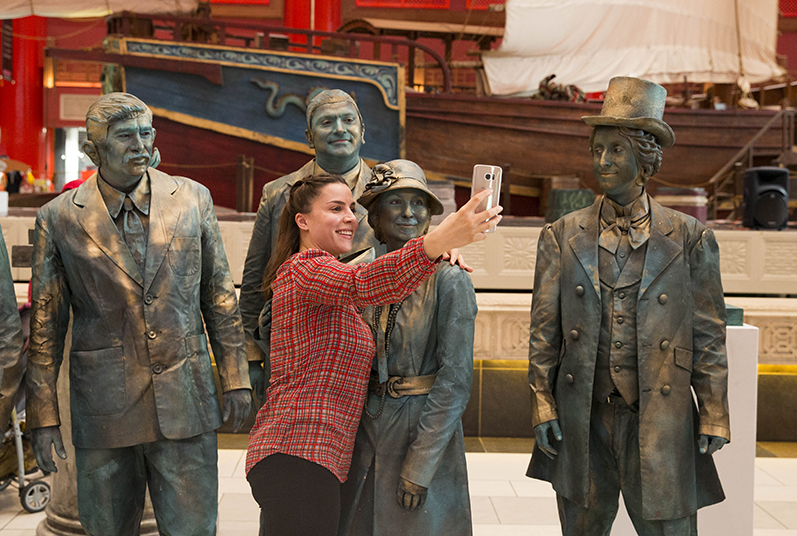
[1,0,197,19]
[482,0,786,95]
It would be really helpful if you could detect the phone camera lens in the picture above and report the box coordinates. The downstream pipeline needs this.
[485,174,492,180]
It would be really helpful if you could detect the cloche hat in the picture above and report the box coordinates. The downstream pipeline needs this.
[358,159,444,215]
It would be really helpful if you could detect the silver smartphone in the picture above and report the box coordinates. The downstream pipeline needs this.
[470,164,502,232]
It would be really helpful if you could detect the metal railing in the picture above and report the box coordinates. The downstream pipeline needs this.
[707,108,795,219]
[107,12,453,92]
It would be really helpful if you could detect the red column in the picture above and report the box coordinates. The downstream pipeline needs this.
[314,0,341,33]
[0,16,47,179]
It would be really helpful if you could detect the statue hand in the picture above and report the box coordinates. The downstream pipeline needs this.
[441,248,473,273]
[534,419,562,459]
[698,434,728,455]
[222,388,252,432]
[396,477,428,511]
[32,426,66,473]
[248,361,265,402]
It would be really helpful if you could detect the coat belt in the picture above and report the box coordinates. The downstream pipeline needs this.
[368,373,437,398]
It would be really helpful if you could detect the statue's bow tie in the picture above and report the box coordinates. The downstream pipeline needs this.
[599,213,649,253]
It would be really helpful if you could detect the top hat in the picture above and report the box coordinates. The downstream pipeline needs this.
[358,160,444,215]
[582,77,675,148]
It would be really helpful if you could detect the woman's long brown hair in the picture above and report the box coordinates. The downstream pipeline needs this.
[261,174,348,300]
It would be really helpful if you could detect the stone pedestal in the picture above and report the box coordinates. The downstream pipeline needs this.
[36,319,158,535]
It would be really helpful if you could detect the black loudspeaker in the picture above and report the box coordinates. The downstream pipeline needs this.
[742,166,789,230]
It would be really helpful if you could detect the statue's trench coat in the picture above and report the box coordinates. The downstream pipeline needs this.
[527,197,730,521]
[27,169,250,449]
[339,264,476,536]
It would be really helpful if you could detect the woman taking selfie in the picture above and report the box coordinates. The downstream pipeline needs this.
[339,160,477,535]
[246,173,501,536]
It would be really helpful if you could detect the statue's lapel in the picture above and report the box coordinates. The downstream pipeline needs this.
[144,168,182,292]
[568,198,602,298]
[639,199,681,298]
[75,174,144,287]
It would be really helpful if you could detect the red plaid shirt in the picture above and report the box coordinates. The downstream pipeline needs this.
[246,237,438,481]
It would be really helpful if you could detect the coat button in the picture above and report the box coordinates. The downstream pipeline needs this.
[660,340,670,350]
[575,285,584,296]
[615,341,622,348]
[659,294,668,305]
[617,317,624,324]
[144,295,154,305]
[570,330,579,340]
[148,330,157,339]
[618,292,626,299]
[661,385,671,395]
[614,366,622,373]
[152,364,163,374]
[566,374,574,384]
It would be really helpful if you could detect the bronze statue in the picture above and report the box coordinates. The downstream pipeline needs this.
[26,92,251,536]
[338,160,476,535]
[240,89,384,401]
[0,223,24,429]
[527,77,730,535]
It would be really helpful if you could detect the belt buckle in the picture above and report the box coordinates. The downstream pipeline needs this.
[386,376,403,398]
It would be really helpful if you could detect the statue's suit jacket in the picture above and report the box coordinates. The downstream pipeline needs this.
[238,159,383,362]
[527,196,730,520]
[0,223,23,428]
[27,169,250,449]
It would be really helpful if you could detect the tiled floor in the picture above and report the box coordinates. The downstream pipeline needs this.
[0,443,794,535]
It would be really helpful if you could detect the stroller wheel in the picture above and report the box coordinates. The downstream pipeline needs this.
[20,481,50,513]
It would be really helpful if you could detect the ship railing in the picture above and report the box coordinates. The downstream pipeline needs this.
[107,11,453,93]
[707,108,795,219]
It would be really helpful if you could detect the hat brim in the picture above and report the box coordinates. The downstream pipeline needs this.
[358,180,445,216]
[582,116,675,148]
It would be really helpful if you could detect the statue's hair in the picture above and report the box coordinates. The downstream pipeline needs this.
[85,93,152,146]
[305,89,363,133]
[589,126,663,184]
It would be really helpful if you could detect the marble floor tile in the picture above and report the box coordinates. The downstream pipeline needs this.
[218,492,260,521]
[217,449,244,479]
[509,478,557,498]
[490,496,560,525]
[470,496,500,525]
[2,512,45,530]
[756,503,788,530]
[466,453,530,481]
[474,524,561,536]
[758,501,797,530]
[469,480,517,497]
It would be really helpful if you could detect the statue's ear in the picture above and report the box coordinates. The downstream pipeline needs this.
[305,129,315,149]
[360,124,365,146]
[82,140,101,166]
[149,147,161,169]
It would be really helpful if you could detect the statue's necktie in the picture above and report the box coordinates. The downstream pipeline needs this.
[122,197,146,275]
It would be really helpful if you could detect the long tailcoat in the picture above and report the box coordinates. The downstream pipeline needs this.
[238,159,384,363]
[527,196,730,520]
[27,169,249,449]
[0,223,24,427]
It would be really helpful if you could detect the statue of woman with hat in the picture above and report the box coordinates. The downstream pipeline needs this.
[527,77,730,535]
[338,160,476,536]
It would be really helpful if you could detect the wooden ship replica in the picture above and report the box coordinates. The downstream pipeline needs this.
[44,1,796,220]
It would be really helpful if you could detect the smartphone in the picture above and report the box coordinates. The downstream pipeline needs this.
[470,164,502,232]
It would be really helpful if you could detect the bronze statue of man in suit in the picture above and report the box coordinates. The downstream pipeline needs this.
[27,92,252,536]
[0,223,24,428]
[527,77,730,535]
[239,89,384,399]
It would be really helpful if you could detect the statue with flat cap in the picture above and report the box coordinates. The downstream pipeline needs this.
[526,76,730,535]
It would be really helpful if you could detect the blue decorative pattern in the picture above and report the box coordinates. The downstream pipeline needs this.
[125,40,399,108]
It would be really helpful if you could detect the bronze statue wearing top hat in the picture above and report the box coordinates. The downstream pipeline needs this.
[527,77,730,535]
